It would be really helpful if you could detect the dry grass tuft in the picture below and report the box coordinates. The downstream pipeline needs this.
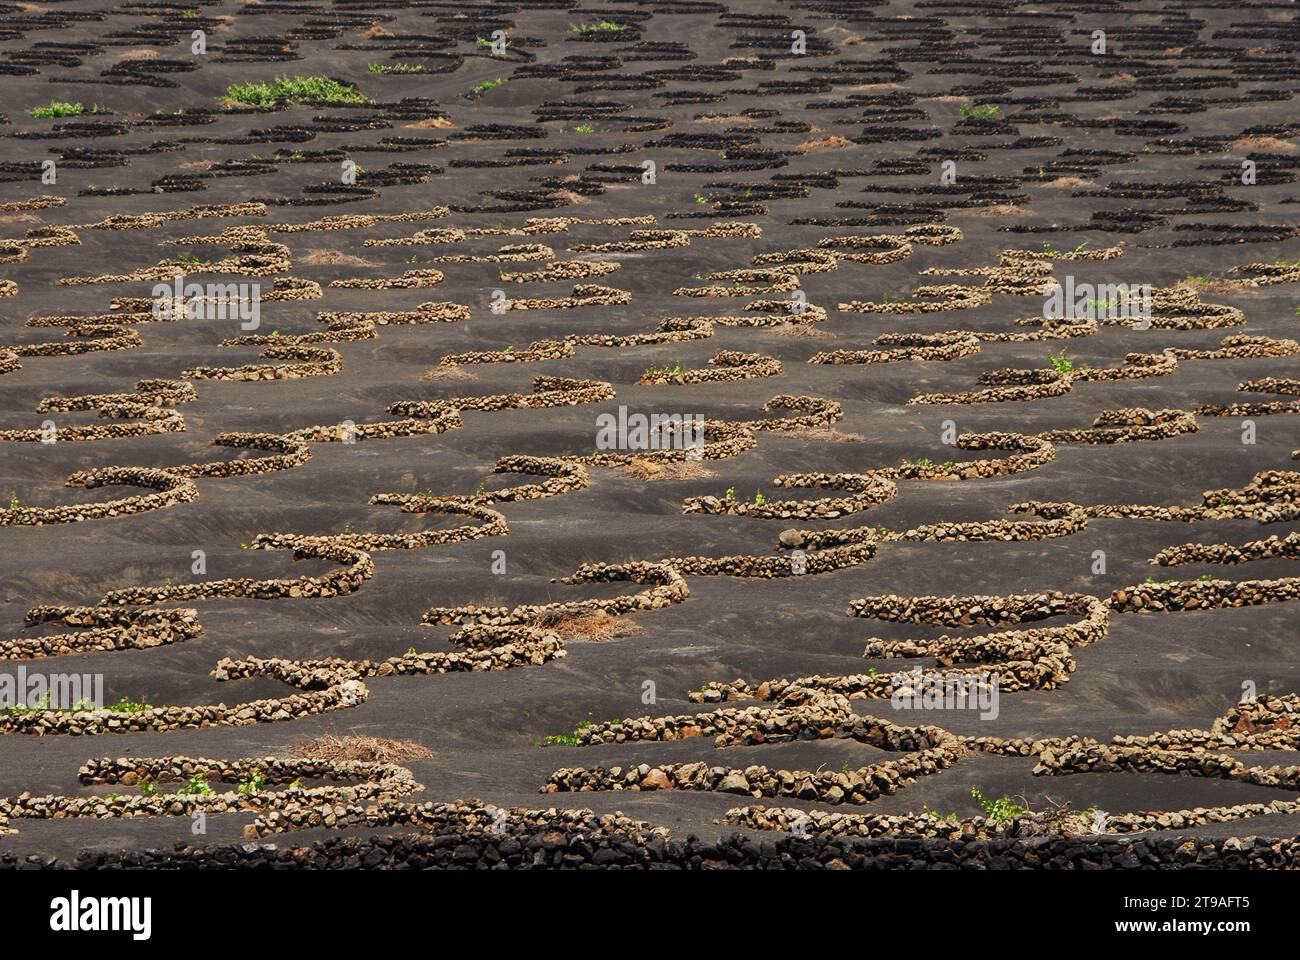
[292,734,433,763]
[824,27,862,45]
[360,22,393,38]
[693,114,754,126]
[423,363,478,382]
[405,116,455,130]
[300,249,376,266]
[968,204,1032,217]
[1232,135,1295,151]
[764,323,835,339]
[534,611,641,642]
[1172,278,1235,295]
[550,189,591,205]
[796,134,855,153]
[1042,176,1094,188]
[618,457,718,481]
[784,427,866,443]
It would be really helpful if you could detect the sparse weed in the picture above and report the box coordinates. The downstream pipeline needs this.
[1048,348,1075,374]
[177,773,214,796]
[545,721,594,746]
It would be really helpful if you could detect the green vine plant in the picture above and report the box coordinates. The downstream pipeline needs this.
[970,787,1027,826]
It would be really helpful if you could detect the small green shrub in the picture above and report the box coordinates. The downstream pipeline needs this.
[177,773,214,796]
[570,21,625,33]
[1047,348,1075,374]
[225,76,372,107]
[368,62,426,75]
[971,787,1026,825]
[545,721,594,746]
[28,101,85,119]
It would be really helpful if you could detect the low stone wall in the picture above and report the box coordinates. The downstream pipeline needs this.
[388,376,613,415]
[1095,287,1243,330]
[684,473,895,520]
[284,407,462,443]
[183,343,343,381]
[77,202,267,232]
[316,299,470,326]
[725,799,1300,838]
[500,282,632,310]
[37,828,1300,870]
[175,432,312,478]
[1033,742,1300,792]
[1109,576,1300,613]
[1198,377,1300,418]
[638,350,780,385]
[663,528,877,579]
[674,270,800,298]
[0,606,201,659]
[98,540,374,605]
[254,500,507,552]
[330,267,444,290]
[0,660,365,736]
[1038,407,1197,445]
[1013,468,1300,524]
[1151,531,1300,566]
[544,747,958,805]
[566,694,862,748]
[437,341,575,365]
[13,324,143,357]
[370,455,587,507]
[879,508,1088,543]
[0,755,420,836]
[811,332,981,366]
[501,259,621,282]
[0,466,198,526]
[684,591,1107,702]
[1170,333,1298,360]
[842,283,991,315]
[423,560,688,628]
